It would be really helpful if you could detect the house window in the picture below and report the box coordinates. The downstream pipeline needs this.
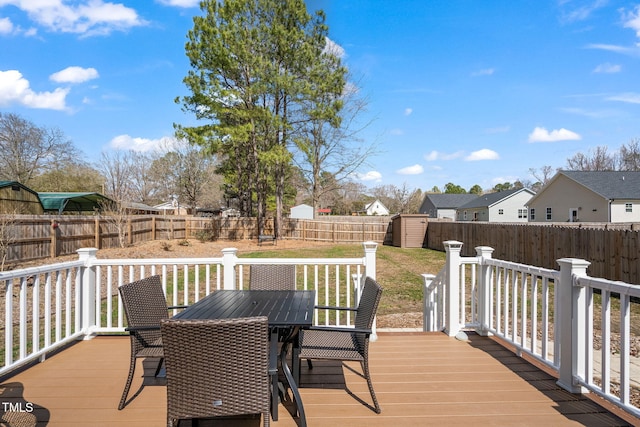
[626,203,633,213]
[546,207,552,221]
[518,209,528,219]
[530,208,535,220]
[498,209,504,215]
[463,211,467,220]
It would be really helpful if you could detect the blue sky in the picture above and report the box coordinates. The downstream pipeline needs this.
[1,1,640,193]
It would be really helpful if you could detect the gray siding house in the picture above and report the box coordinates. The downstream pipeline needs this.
[457,188,535,222]
[419,194,479,220]
[527,171,640,223]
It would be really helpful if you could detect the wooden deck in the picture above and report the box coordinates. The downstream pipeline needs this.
[0,332,637,426]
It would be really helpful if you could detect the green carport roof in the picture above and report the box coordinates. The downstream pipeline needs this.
[38,192,113,214]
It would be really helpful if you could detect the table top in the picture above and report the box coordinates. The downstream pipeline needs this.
[173,290,315,327]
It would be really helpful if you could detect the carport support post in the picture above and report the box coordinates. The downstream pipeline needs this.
[444,240,463,337]
[556,257,590,394]
[475,246,494,336]
[222,248,238,290]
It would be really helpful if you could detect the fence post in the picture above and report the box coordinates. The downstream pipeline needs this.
[221,247,238,290]
[422,273,437,332]
[475,246,494,336]
[77,248,98,337]
[556,257,590,394]
[443,240,463,337]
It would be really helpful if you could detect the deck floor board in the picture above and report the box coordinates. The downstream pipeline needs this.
[0,332,636,426]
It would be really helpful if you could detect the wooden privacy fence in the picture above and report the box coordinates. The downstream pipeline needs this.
[426,221,640,284]
[1,215,389,264]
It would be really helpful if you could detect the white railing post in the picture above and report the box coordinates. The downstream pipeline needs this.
[363,241,378,341]
[475,246,494,336]
[422,273,437,332]
[221,248,238,290]
[77,248,98,337]
[444,240,463,337]
[363,241,378,280]
[556,257,590,393]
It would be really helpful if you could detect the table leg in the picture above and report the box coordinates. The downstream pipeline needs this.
[269,328,279,421]
[280,328,306,427]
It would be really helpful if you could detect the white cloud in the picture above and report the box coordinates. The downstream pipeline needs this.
[484,126,510,134]
[404,108,413,116]
[50,66,99,83]
[355,171,382,182]
[607,92,640,104]
[528,126,581,142]
[471,68,495,76]
[593,63,621,73]
[396,164,423,175]
[622,5,640,38]
[156,0,200,7]
[0,17,13,34]
[1,0,147,36]
[109,134,180,152]
[586,43,636,55]
[465,149,499,161]
[324,37,345,58]
[0,69,68,110]
[424,150,464,161]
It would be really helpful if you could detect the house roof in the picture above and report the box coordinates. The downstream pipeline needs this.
[38,192,112,214]
[560,171,640,200]
[365,199,388,211]
[458,188,535,209]
[423,193,479,209]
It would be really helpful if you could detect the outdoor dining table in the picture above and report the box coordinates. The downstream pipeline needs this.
[172,289,315,426]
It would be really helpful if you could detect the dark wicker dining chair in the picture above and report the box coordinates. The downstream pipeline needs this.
[161,317,271,427]
[249,264,296,290]
[298,276,383,414]
[117,275,183,410]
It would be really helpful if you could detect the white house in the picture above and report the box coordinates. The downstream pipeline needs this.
[364,199,389,216]
[290,203,314,219]
[419,193,479,220]
[527,170,640,223]
[457,188,535,222]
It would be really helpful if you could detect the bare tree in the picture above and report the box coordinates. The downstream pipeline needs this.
[618,139,640,171]
[566,146,616,171]
[0,213,18,271]
[0,113,82,185]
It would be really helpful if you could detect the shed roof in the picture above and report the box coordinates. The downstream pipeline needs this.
[38,192,112,214]
[0,181,40,197]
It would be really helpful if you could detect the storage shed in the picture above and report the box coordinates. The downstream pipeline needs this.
[390,214,429,248]
[0,181,44,214]
[290,204,314,219]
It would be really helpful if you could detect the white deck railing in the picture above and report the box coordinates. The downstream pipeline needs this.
[0,241,378,377]
[423,240,640,419]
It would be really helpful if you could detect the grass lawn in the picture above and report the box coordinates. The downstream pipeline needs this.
[241,243,447,316]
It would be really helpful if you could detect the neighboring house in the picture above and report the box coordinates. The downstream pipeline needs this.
[364,199,389,216]
[0,181,43,215]
[419,193,478,220]
[457,188,535,222]
[527,170,640,223]
[153,201,190,215]
[290,204,314,219]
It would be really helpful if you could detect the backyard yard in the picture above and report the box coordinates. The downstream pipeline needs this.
[20,238,447,329]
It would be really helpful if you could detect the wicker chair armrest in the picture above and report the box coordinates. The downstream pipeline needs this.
[307,325,372,335]
[125,325,161,332]
[314,305,357,312]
